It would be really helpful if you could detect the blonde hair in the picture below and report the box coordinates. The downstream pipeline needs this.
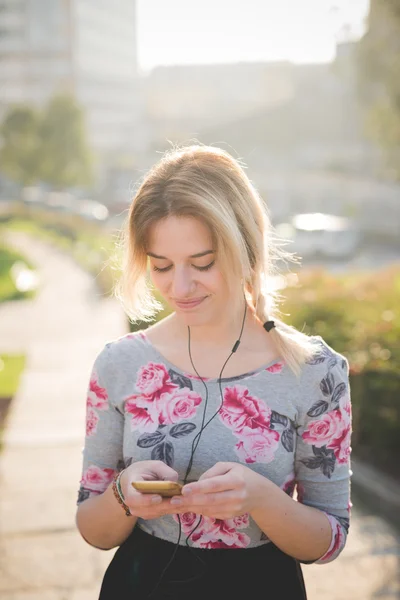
[114,144,316,375]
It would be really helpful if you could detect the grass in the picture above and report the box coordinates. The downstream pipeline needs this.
[0,353,26,399]
[0,354,26,448]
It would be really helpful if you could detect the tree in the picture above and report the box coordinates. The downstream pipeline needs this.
[0,94,93,189]
[357,0,400,178]
[0,106,41,185]
[39,94,93,188]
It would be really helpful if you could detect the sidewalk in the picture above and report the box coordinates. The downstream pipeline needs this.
[0,232,127,600]
[0,232,399,599]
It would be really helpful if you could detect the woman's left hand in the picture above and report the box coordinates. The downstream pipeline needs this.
[169,462,270,519]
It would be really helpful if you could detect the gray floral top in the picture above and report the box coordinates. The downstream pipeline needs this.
[77,331,352,564]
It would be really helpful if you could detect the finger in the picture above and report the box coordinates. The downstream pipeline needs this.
[127,495,171,515]
[171,489,238,509]
[198,462,233,481]
[182,473,235,496]
[146,461,179,481]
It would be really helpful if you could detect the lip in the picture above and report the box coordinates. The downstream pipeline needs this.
[174,296,208,310]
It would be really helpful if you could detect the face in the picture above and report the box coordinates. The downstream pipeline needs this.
[146,216,230,326]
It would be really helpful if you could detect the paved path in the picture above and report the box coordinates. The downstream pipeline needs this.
[0,232,399,599]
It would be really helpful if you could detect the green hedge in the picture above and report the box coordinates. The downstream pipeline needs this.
[128,265,400,479]
[283,266,400,479]
[1,203,118,297]
[0,353,26,452]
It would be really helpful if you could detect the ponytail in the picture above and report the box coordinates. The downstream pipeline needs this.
[248,279,316,377]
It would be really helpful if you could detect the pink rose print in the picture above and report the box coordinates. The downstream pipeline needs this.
[87,372,108,410]
[235,428,280,464]
[225,513,250,529]
[136,363,177,397]
[328,419,351,464]
[174,513,251,549]
[266,362,284,374]
[302,410,343,447]
[80,465,115,492]
[220,386,272,434]
[125,394,160,433]
[320,521,344,563]
[86,407,99,437]
[302,408,351,465]
[173,511,201,533]
[159,388,202,425]
[342,396,352,417]
[192,517,251,549]
[281,472,296,496]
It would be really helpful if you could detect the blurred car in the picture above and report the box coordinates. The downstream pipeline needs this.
[275,212,361,260]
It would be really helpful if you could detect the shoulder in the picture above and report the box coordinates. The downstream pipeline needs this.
[296,336,351,416]
[304,336,349,374]
[91,330,151,376]
[291,335,349,393]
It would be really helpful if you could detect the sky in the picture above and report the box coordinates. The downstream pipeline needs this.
[136,0,370,72]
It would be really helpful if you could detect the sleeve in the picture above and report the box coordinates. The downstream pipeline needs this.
[294,351,352,565]
[76,343,125,506]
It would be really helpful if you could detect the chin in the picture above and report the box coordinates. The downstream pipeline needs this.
[176,311,209,327]
[175,304,217,328]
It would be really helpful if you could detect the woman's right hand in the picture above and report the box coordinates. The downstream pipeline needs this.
[119,460,180,520]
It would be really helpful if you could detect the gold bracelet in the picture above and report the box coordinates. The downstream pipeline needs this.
[112,470,131,517]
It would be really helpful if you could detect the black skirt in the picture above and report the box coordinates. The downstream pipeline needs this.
[99,525,308,600]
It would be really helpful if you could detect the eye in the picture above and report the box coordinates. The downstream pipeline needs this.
[152,265,172,273]
[193,261,215,272]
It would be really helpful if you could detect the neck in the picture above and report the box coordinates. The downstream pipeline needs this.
[172,302,252,349]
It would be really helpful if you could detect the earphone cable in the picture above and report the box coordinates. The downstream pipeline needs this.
[147,301,248,597]
[185,301,247,479]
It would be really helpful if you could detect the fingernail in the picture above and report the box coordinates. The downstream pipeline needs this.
[170,497,183,505]
[182,487,192,495]
[151,495,162,504]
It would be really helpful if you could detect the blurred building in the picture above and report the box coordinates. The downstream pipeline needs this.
[143,61,294,147]
[0,0,141,154]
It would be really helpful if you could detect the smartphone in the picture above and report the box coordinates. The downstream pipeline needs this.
[131,480,183,497]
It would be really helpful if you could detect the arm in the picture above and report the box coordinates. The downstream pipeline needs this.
[250,477,332,561]
[75,344,136,550]
[76,481,138,551]
[290,353,352,564]
[75,345,184,551]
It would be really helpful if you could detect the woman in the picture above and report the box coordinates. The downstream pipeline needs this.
[75,145,352,599]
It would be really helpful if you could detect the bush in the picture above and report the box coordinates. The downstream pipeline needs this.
[1,204,117,297]
[283,265,400,478]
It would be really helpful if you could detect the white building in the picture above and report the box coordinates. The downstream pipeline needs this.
[0,0,140,154]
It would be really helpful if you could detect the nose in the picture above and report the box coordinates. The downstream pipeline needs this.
[171,266,194,298]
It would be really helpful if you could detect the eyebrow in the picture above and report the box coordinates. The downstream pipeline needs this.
[147,250,214,259]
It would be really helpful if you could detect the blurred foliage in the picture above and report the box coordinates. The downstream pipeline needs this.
[283,267,399,375]
[0,94,92,189]
[0,203,117,297]
[357,0,400,178]
[0,353,26,452]
[0,354,26,399]
[39,95,92,188]
[128,265,400,478]
[0,241,36,302]
[0,106,41,186]
[283,266,400,478]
